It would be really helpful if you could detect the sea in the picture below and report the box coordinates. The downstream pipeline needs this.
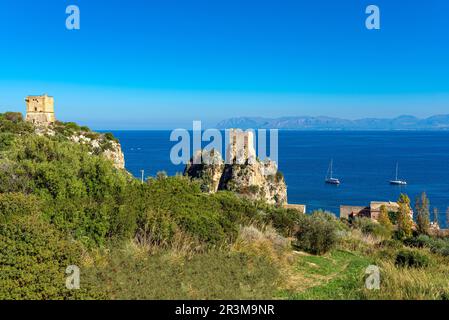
[109,130,449,227]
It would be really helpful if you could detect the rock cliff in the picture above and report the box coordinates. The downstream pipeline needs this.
[70,134,125,170]
[34,122,125,170]
[184,149,287,206]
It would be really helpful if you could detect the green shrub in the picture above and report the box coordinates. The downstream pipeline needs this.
[3,134,129,246]
[405,235,449,257]
[353,217,392,239]
[0,193,41,223]
[404,234,433,248]
[395,249,430,268]
[275,171,284,182]
[104,132,118,142]
[84,132,100,140]
[135,208,178,245]
[267,208,299,237]
[3,112,23,122]
[64,122,81,132]
[379,239,403,250]
[0,215,104,299]
[0,132,15,151]
[388,211,399,224]
[0,112,33,134]
[294,211,339,255]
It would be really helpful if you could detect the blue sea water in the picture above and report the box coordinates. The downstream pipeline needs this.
[110,130,449,227]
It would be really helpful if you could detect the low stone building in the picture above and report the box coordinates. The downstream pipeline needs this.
[340,201,401,221]
[369,201,400,220]
[340,205,371,220]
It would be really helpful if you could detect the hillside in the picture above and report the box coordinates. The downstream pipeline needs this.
[1,112,449,300]
[217,115,449,130]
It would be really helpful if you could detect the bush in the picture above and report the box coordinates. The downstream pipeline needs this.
[64,122,81,132]
[104,132,118,142]
[135,208,178,246]
[0,112,33,134]
[0,215,104,299]
[405,235,449,257]
[267,208,299,237]
[388,211,399,224]
[395,249,430,268]
[431,239,449,257]
[294,211,339,255]
[404,234,433,248]
[379,239,403,250]
[0,193,41,223]
[352,217,392,239]
[0,132,15,151]
[4,112,23,122]
[275,171,284,182]
[3,134,129,246]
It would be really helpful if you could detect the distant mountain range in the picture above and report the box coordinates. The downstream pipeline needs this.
[216,115,449,130]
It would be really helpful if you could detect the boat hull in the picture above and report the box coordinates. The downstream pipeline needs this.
[390,180,407,185]
[326,179,340,185]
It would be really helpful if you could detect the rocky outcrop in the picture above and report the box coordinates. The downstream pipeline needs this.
[34,124,125,170]
[69,133,125,170]
[101,141,125,170]
[185,149,287,206]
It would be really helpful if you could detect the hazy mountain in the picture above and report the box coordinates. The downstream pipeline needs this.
[216,115,449,130]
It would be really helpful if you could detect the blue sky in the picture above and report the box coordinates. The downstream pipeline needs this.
[0,0,448,129]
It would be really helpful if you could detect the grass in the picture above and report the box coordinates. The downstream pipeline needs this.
[364,255,449,300]
[82,245,281,300]
[277,250,372,300]
[80,230,449,300]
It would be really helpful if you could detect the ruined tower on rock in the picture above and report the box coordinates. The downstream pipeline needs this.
[226,129,257,164]
[25,94,56,126]
[185,128,287,206]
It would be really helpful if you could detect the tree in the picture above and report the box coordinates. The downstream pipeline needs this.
[397,194,413,239]
[415,192,430,235]
[295,211,338,255]
[433,208,439,225]
[378,204,393,232]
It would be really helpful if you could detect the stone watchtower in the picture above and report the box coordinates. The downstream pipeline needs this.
[25,94,56,126]
[226,129,257,164]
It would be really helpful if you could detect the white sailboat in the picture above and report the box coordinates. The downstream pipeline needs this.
[325,159,340,185]
[390,162,407,185]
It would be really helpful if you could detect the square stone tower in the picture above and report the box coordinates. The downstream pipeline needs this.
[226,129,257,164]
[25,94,56,126]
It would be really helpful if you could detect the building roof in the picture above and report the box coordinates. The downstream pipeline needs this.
[283,203,306,214]
[26,94,53,98]
[370,201,400,210]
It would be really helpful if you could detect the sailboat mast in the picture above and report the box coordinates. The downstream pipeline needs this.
[330,159,333,179]
[395,162,398,181]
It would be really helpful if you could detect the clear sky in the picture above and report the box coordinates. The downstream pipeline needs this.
[0,0,448,129]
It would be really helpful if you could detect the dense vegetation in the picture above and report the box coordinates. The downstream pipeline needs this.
[0,113,298,299]
[1,112,449,300]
